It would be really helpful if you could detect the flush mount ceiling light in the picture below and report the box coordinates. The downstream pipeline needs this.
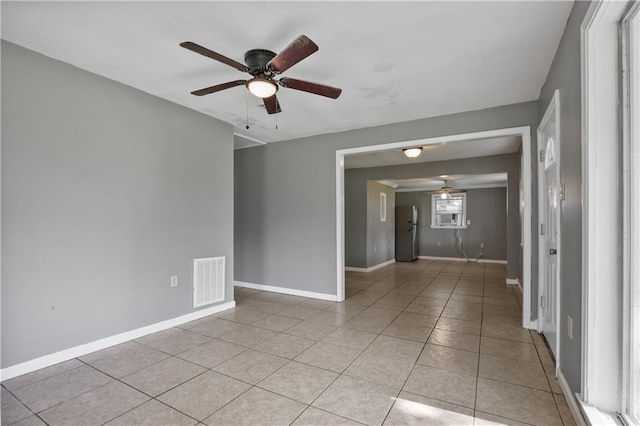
[246,76,278,98]
[403,147,423,158]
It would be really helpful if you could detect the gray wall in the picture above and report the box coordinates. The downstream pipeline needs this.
[1,42,235,368]
[345,172,366,268]
[396,187,507,260]
[537,1,591,394]
[235,95,538,297]
[365,182,395,268]
[345,155,518,275]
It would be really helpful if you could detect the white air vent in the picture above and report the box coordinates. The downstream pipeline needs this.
[193,256,225,308]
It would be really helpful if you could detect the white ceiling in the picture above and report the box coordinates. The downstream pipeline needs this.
[379,173,508,193]
[345,135,521,169]
[1,2,572,148]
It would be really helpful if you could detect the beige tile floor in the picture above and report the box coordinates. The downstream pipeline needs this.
[1,260,577,426]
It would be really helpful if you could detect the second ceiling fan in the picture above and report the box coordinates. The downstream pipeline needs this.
[180,35,342,115]
[432,180,465,199]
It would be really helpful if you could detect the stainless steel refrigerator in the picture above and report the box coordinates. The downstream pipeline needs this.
[396,205,418,262]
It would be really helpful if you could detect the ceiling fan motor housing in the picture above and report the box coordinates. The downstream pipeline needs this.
[244,49,277,75]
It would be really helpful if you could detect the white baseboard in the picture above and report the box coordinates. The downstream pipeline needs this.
[344,259,395,273]
[557,369,588,426]
[524,318,538,330]
[0,301,236,382]
[506,278,520,285]
[514,282,536,330]
[418,256,507,264]
[512,280,524,295]
[234,281,337,301]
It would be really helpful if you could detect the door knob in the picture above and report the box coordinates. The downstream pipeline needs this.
[549,249,557,255]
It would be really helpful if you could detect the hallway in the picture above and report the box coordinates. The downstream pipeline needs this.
[1,260,575,425]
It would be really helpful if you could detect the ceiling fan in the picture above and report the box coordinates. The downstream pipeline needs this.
[180,35,342,115]
[431,180,465,199]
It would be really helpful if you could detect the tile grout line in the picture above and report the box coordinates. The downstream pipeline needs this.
[321,261,438,425]
[82,358,207,426]
[228,262,482,424]
[89,338,301,426]
[1,362,87,395]
[306,273,421,424]
[381,262,474,424]
[5,261,554,426]
[532,332,568,425]
[349,261,435,426]
[385,263,448,422]
[203,268,410,425]
[1,383,44,425]
[284,264,401,425]
[472,264,487,414]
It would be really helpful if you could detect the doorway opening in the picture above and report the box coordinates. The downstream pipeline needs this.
[335,126,535,329]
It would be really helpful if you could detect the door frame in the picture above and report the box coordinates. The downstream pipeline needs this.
[580,0,632,415]
[335,126,536,330]
[537,89,562,366]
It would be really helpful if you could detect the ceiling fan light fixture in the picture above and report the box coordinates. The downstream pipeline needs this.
[439,179,452,199]
[403,147,423,158]
[246,77,278,98]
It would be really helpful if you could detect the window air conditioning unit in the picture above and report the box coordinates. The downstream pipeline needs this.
[438,213,458,226]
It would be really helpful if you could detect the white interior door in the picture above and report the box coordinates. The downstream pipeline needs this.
[538,91,561,360]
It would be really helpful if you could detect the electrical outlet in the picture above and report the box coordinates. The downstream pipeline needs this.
[374,246,377,253]
[170,275,179,288]
[480,243,484,249]
[437,241,441,247]
[567,315,573,339]
[467,219,471,225]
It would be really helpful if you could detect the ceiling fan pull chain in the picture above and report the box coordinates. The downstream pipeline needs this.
[275,113,278,130]
[245,95,250,130]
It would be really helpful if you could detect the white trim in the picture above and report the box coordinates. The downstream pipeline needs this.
[522,128,534,330]
[336,126,533,328]
[345,259,396,273]
[537,89,562,367]
[621,3,640,420]
[380,192,387,222]
[620,414,640,426]
[430,192,467,229]
[336,127,529,156]
[428,225,469,230]
[418,255,507,264]
[516,280,524,294]
[0,301,236,381]
[556,369,588,426]
[577,396,618,426]
[336,150,346,302]
[506,278,520,285]
[234,281,338,301]
[394,183,507,192]
[581,0,629,412]
[233,132,266,150]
